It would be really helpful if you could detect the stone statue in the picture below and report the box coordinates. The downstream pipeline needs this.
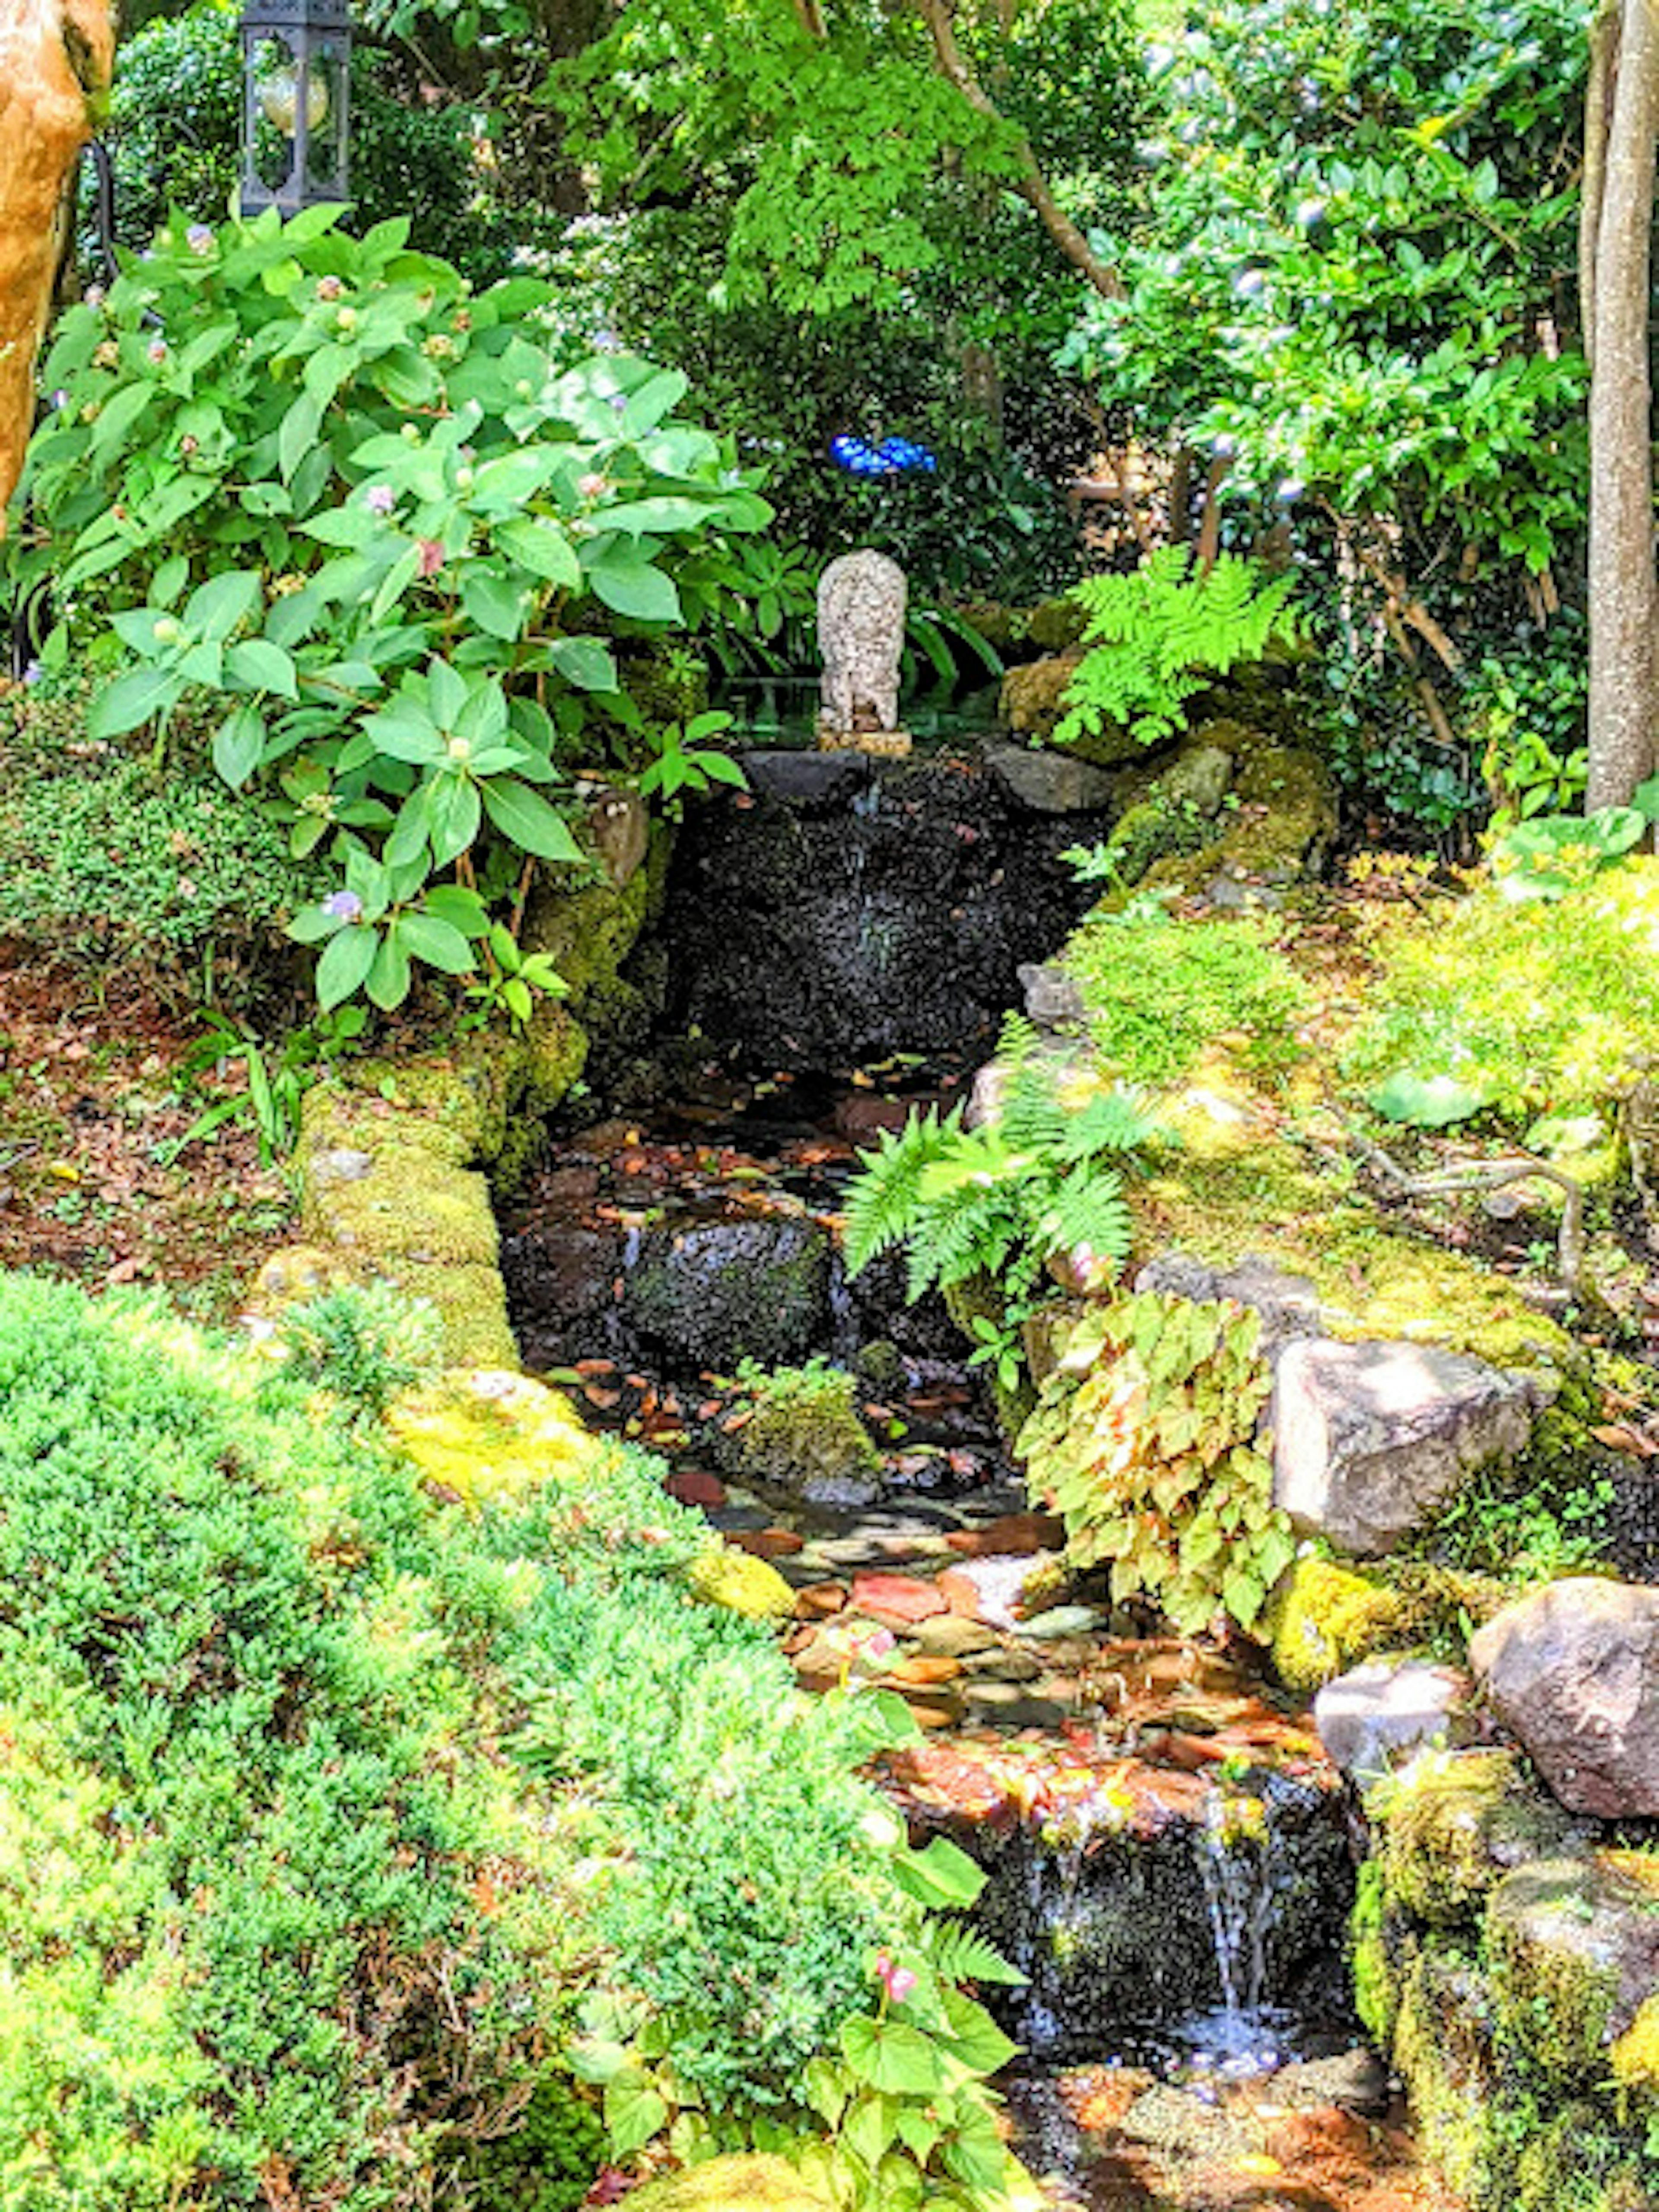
[817,549,910,755]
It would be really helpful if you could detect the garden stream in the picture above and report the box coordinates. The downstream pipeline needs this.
[499,1064,1458,2212]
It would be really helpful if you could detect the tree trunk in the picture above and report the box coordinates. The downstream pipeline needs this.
[1586,0,1659,810]
[0,0,115,537]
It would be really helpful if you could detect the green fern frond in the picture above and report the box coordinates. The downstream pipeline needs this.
[919,1918,1029,1989]
[842,1103,965,1276]
[1055,549,1300,751]
[996,1011,1041,1067]
[1034,1162,1131,1270]
[1054,1084,1163,1163]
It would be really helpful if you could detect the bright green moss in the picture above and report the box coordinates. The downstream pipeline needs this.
[1351,1858,1397,2045]
[1265,1557,1410,1692]
[1485,1860,1626,2088]
[685,1548,797,1623]
[623,2156,830,2210]
[1347,858,1659,1122]
[1382,1751,1579,1927]
[1068,910,1309,1088]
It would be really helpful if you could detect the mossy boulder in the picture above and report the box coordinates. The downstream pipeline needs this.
[1130,719,1334,896]
[629,1217,833,1373]
[713,1363,884,1508]
[686,1547,797,1622]
[623,2158,829,2211]
[1381,1750,1583,1926]
[1390,1936,1498,2202]
[1265,1557,1411,1691]
[1486,1854,1659,2088]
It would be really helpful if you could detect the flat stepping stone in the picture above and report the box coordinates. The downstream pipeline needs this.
[849,1571,948,1626]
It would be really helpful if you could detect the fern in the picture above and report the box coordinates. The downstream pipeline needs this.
[842,1103,966,1276]
[918,1917,1029,1990]
[1055,547,1300,751]
[843,1059,1162,1354]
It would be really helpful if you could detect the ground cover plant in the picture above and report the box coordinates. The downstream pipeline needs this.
[0,1270,1027,2210]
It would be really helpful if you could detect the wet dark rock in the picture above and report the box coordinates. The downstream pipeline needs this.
[629,1216,833,1371]
[984,739,1119,814]
[499,1221,626,1369]
[938,1767,1354,2062]
[741,748,874,811]
[660,751,1114,1069]
[1471,1578,1659,1817]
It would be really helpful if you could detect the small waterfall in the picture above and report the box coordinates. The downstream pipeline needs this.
[1189,1788,1289,2080]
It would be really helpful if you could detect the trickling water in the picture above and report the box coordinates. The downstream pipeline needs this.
[1190,1790,1287,2081]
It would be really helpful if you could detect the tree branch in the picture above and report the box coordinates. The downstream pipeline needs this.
[912,0,1125,301]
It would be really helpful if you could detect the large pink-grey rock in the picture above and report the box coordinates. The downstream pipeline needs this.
[1470,1579,1659,1818]
[1271,1338,1545,1557]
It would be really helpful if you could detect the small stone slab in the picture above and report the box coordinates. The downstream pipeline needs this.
[936,1553,1060,1627]
[1015,1605,1103,1641]
[1271,1337,1544,1556]
[1471,1578,1659,1817]
[1017,962,1088,1030]
[1314,1659,1470,1785]
[666,1468,728,1508]
[911,1613,1001,1658]
[849,1571,947,1626]
[741,747,874,811]
[983,737,1117,814]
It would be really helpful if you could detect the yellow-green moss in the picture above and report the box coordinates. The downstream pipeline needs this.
[386,1369,597,1508]
[302,1141,500,1268]
[1486,1860,1624,2087]
[400,1261,518,1369]
[1351,1857,1397,2045]
[1265,1557,1410,1691]
[1611,1994,1659,2107]
[686,1548,796,1623]
[1390,1936,1497,2204]
[623,2156,829,2211]
[1382,1750,1579,1927]
[1138,723,1335,891]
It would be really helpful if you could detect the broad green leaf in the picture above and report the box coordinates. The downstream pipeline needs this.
[546,636,617,691]
[87,665,181,738]
[603,2077,667,2159]
[226,639,299,699]
[839,2018,947,2098]
[461,563,532,642]
[399,911,476,974]
[481,776,583,863]
[367,931,413,1011]
[185,569,264,642]
[586,550,681,624]
[496,517,582,590]
[1367,1070,1489,1128]
[315,924,379,1010]
[213,702,266,789]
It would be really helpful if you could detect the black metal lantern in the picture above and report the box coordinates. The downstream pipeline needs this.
[240,0,353,216]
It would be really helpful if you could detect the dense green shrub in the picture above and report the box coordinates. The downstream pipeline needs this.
[8,208,766,1014]
[1346,859,1659,1122]
[0,1272,1019,2209]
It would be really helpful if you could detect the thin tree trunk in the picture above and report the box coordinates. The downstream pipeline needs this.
[1581,0,1622,364]
[1586,0,1659,810]
[0,0,114,536]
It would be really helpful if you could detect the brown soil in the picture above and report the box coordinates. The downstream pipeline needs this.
[0,949,293,1316]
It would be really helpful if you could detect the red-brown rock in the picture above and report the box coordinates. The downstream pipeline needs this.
[850,1572,947,1626]
[666,1468,728,1509]
[945,1513,1066,1557]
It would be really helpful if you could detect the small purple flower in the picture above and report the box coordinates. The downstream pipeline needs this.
[186,224,214,254]
[363,485,397,516]
[147,337,168,364]
[51,389,69,411]
[22,661,42,688]
[321,890,363,922]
